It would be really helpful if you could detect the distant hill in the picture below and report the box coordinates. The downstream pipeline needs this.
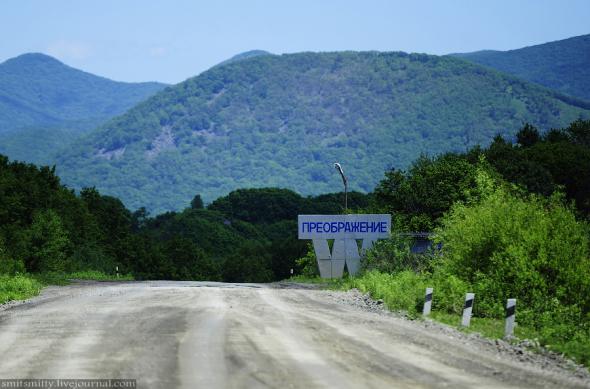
[452,34,590,101]
[55,51,590,213]
[0,53,167,132]
[0,53,167,164]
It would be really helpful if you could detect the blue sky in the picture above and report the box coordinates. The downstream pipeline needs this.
[1,0,589,84]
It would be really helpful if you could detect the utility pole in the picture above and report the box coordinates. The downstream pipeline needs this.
[334,163,348,214]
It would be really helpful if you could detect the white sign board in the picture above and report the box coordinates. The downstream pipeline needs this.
[298,214,391,239]
[297,214,391,278]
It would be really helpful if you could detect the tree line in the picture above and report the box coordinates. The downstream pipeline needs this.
[0,119,588,284]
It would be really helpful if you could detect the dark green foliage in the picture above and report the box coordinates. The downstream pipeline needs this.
[373,121,590,226]
[0,155,114,274]
[204,188,370,281]
[221,240,274,283]
[190,194,204,209]
[26,210,69,272]
[304,192,371,214]
[55,51,590,213]
[0,153,286,282]
[487,120,590,216]
[373,154,478,230]
[516,123,540,147]
[453,34,590,101]
[208,188,304,224]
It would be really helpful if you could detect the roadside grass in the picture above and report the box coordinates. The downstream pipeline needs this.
[290,271,590,368]
[429,311,538,341]
[0,274,44,304]
[0,271,134,305]
[288,275,345,286]
[66,270,134,281]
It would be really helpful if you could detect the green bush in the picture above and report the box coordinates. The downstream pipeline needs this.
[434,169,590,319]
[348,270,427,317]
[429,268,471,315]
[0,239,26,275]
[295,243,319,277]
[363,234,434,274]
[0,274,43,304]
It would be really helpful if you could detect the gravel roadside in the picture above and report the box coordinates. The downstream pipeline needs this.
[305,285,590,383]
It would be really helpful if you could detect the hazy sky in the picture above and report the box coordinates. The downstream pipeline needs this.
[1,0,589,84]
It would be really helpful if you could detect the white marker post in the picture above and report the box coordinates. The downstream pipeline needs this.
[423,287,433,316]
[298,214,391,279]
[505,299,516,338]
[461,293,475,327]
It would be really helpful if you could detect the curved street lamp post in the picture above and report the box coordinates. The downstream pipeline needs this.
[334,163,348,214]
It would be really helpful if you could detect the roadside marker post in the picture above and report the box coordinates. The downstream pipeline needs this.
[423,287,433,316]
[461,293,475,327]
[505,299,516,338]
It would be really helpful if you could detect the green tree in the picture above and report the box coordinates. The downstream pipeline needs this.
[374,154,478,231]
[26,210,70,272]
[567,119,590,147]
[190,194,204,209]
[208,188,304,224]
[222,240,273,283]
[516,123,540,147]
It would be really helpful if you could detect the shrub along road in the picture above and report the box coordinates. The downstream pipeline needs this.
[0,281,587,388]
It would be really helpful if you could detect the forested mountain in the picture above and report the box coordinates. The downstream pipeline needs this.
[453,34,590,101]
[0,53,167,164]
[0,53,167,132]
[56,51,590,213]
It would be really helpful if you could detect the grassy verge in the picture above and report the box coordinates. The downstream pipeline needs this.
[291,271,590,367]
[0,274,44,304]
[66,270,134,281]
[0,271,134,305]
[288,275,345,286]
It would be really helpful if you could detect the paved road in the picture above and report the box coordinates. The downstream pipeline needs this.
[0,281,587,388]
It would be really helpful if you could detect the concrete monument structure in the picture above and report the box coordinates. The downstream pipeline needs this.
[298,214,391,278]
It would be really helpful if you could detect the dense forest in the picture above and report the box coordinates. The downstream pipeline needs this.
[1,119,588,283]
[0,154,369,282]
[55,51,590,213]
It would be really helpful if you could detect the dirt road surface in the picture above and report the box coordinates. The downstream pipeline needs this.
[0,281,588,388]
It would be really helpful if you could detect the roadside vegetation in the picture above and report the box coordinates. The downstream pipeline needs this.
[0,271,134,304]
[296,120,590,366]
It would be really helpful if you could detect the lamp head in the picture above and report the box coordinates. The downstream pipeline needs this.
[333,162,347,184]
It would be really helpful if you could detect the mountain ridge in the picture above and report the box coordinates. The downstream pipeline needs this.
[55,50,590,213]
[0,52,169,164]
[0,52,168,133]
[452,34,590,101]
